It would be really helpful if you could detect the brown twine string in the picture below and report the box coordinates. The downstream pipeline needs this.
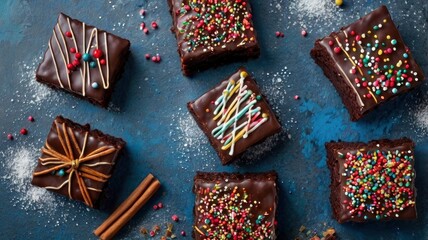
[33,120,116,207]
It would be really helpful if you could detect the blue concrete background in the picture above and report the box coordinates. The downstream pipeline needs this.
[0,0,427,239]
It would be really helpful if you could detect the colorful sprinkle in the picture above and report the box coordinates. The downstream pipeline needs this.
[7,134,13,140]
[335,0,343,6]
[301,29,308,37]
[92,49,103,59]
[341,148,415,220]
[28,116,35,122]
[19,128,28,135]
[171,215,179,222]
[151,21,158,29]
[82,53,91,62]
[91,82,99,89]
[177,0,255,52]
[65,31,72,38]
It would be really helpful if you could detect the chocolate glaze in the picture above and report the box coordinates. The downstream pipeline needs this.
[36,13,130,107]
[193,171,278,239]
[311,6,425,121]
[167,0,260,76]
[187,67,282,165]
[31,116,126,207]
[326,138,417,223]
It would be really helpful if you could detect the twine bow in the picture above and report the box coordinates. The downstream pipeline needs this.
[33,120,116,207]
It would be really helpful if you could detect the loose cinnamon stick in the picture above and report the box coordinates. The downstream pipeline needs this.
[94,174,160,239]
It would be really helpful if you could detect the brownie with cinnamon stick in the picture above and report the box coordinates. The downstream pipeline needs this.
[31,116,126,208]
[193,171,278,239]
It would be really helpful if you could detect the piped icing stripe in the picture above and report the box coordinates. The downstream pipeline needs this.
[210,70,268,156]
[48,15,111,97]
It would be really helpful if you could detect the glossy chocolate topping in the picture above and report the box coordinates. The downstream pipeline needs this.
[36,13,130,106]
[193,172,277,239]
[31,116,125,207]
[168,0,259,74]
[188,67,281,165]
[327,139,417,223]
[317,5,425,115]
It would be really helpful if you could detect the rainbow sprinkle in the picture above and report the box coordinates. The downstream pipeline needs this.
[177,0,256,52]
[194,184,275,239]
[341,148,415,220]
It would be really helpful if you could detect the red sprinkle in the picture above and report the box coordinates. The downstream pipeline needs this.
[65,31,72,38]
[294,95,300,100]
[28,116,35,122]
[7,134,13,140]
[275,31,281,37]
[151,56,157,62]
[143,28,149,34]
[145,53,151,59]
[100,59,106,65]
[181,231,186,236]
[149,231,155,237]
[151,21,158,29]
[72,59,80,66]
[153,205,159,210]
[20,128,28,135]
[334,47,341,54]
[75,52,82,59]
[70,48,76,53]
[171,215,179,222]
[93,49,103,59]
[140,22,145,30]
[157,202,163,209]
[328,40,334,46]
[301,29,307,37]
[139,9,146,16]
[67,63,75,71]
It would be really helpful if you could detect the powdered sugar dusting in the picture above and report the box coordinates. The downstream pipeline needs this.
[170,110,216,171]
[288,0,345,32]
[413,100,428,138]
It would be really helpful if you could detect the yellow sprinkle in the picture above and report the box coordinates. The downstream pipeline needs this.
[335,0,343,6]
[383,19,387,23]
[378,49,383,55]
[368,30,372,34]
[240,71,248,79]
[386,35,391,40]
[352,48,356,52]
[361,34,366,39]
[229,79,235,85]
[205,108,210,113]
[396,60,403,67]
[374,35,378,39]
[262,113,269,118]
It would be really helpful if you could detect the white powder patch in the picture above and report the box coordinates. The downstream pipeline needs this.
[0,144,95,227]
[170,110,216,171]
[0,145,55,211]
[288,0,346,32]
[413,100,428,138]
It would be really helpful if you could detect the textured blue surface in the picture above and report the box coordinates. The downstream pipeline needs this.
[0,0,427,239]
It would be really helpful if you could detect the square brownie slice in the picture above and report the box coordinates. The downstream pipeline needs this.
[326,138,417,223]
[193,171,278,239]
[31,116,126,208]
[187,67,281,165]
[311,5,425,121]
[36,13,130,107]
[167,0,260,76]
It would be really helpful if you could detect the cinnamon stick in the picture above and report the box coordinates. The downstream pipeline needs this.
[94,174,161,239]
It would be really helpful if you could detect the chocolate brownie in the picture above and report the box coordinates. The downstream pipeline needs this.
[187,67,281,165]
[326,138,417,223]
[311,6,425,121]
[167,0,260,76]
[36,13,130,107]
[31,116,126,208]
[193,171,278,239]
